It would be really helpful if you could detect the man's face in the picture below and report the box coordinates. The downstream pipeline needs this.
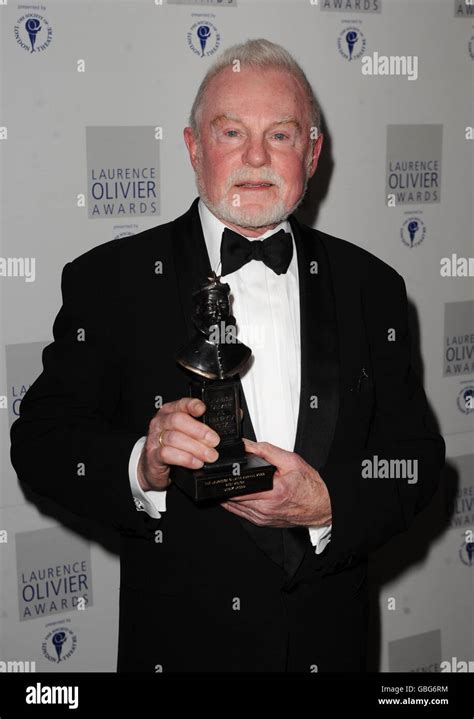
[184,66,323,235]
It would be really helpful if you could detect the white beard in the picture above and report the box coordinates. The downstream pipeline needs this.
[193,150,312,231]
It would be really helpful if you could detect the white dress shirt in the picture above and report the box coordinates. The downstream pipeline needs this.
[129,199,332,554]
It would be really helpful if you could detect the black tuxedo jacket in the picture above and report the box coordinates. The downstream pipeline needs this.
[10,197,445,673]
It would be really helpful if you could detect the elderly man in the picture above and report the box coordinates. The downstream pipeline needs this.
[10,39,445,673]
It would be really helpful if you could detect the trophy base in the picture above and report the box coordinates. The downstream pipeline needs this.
[173,453,275,502]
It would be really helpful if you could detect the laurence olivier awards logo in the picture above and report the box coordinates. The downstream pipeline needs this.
[42,624,77,664]
[386,124,442,205]
[14,12,52,54]
[337,27,366,61]
[5,341,47,426]
[86,127,159,219]
[16,527,93,621]
[445,455,474,530]
[400,217,426,248]
[10,382,30,419]
[443,301,474,377]
[187,21,221,58]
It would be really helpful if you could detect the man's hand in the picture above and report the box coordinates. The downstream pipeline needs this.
[137,397,220,491]
[221,438,332,528]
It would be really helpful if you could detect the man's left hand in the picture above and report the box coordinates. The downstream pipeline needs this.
[220,438,332,528]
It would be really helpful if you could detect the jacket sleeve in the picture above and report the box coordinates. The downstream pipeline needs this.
[314,263,445,575]
[10,258,148,534]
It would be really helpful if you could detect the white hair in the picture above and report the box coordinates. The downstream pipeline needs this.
[189,38,321,139]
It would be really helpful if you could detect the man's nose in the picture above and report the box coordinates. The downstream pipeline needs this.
[241,136,270,167]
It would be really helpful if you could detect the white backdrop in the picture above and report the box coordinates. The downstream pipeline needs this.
[1,0,473,672]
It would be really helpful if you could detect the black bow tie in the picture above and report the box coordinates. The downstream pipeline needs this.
[220,227,293,276]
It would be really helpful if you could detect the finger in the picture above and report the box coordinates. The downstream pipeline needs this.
[161,397,206,418]
[242,437,258,451]
[163,411,220,447]
[242,438,292,469]
[221,501,265,524]
[224,490,275,502]
[222,501,290,528]
[158,429,219,464]
[158,444,205,471]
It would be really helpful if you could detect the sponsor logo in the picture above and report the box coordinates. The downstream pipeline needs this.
[42,626,77,664]
[401,217,426,247]
[457,385,474,414]
[14,13,52,53]
[187,21,220,58]
[338,27,366,61]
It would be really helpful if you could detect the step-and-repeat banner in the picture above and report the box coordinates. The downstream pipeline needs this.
[1,0,473,673]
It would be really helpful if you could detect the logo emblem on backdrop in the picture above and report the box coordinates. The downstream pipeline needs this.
[400,217,426,248]
[386,125,442,205]
[459,539,474,567]
[187,21,220,58]
[443,301,474,377]
[337,28,366,61]
[6,341,48,426]
[14,14,53,54]
[457,385,474,415]
[16,527,93,621]
[444,454,474,530]
[469,36,474,61]
[86,127,159,219]
[42,627,77,664]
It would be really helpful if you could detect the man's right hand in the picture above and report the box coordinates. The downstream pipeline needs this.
[137,397,220,491]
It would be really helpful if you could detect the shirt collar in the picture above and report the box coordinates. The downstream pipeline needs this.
[198,197,293,276]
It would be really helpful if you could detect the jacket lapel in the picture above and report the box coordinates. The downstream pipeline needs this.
[289,215,340,469]
[170,197,212,342]
[286,215,340,587]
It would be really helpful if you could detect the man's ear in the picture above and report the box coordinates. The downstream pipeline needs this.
[184,127,199,170]
[308,133,324,178]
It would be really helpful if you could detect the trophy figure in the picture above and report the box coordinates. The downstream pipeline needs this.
[175,272,275,501]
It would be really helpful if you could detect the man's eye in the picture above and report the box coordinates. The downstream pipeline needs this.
[225,130,240,137]
[272,133,288,141]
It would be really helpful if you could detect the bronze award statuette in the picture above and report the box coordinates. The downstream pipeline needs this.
[175,272,275,502]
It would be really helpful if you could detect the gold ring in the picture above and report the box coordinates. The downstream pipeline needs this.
[158,429,166,448]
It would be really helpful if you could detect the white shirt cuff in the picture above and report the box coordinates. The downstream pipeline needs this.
[308,524,332,555]
[128,436,167,518]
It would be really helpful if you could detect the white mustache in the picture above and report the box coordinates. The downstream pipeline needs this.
[227,170,282,188]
